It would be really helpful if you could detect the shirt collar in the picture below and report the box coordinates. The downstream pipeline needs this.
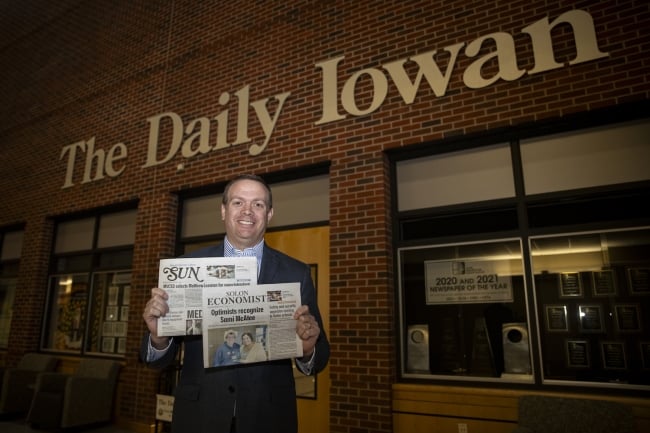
[224,237,264,265]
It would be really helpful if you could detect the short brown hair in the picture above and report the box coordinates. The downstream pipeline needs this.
[222,174,273,208]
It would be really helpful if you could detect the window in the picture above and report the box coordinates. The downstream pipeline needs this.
[0,229,23,349]
[399,238,530,381]
[520,120,650,194]
[394,118,650,390]
[42,209,136,356]
[397,143,515,211]
[530,227,650,388]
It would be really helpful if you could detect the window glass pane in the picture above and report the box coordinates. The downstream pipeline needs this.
[55,218,95,253]
[182,194,222,238]
[396,144,515,211]
[86,271,131,355]
[97,209,137,248]
[1,230,24,260]
[46,213,134,356]
[521,120,650,195]
[527,189,650,229]
[42,273,89,353]
[530,227,650,388]
[0,277,17,349]
[268,175,329,228]
[0,261,19,276]
[400,207,518,240]
[55,254,93,273]
[398,239,531,382]
[98,250,133,269]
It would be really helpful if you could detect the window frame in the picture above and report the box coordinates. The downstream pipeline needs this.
[390,109,650,392]
[0,227,23,350]
[41,207,136,357]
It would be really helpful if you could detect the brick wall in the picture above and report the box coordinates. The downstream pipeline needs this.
[0,1,648,432]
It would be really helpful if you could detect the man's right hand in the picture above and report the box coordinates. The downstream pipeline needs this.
[143,287,170,349]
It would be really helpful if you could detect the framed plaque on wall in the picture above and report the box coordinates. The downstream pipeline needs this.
[614,304,642,332]
[560,272,583,298]
[627,267,650,295]
[601,341,627,370]
[578,305,604,333]
[545,305,568,332]
[592,270,617,296]
[566,339,590,368]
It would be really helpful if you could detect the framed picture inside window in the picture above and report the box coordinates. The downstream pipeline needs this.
[105,306,118,321]
[578,305,604,333]
[545,305,568,332]
[627,267,650,295]
[102,337,115,353]
[566,339,590,368]
[614,304,642,332]
[102,321,115,336]
[120,306,130,321]
[122,285,131,305]
[591,270,617,296]
[108,285,119,305]
[601,341,626,370]
[560,272,583,298]
[117,338,127,354]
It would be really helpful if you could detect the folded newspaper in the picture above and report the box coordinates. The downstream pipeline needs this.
[203,282,303,368]
[157,257,258,337]
[157,257,303,368]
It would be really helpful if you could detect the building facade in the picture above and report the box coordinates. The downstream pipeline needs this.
[1,1,649,432]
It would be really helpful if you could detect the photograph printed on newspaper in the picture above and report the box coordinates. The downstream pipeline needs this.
[203,282,303,368]
[157,256,258,337]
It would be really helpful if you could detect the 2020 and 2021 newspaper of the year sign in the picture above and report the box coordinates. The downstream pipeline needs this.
[157,256,303,368]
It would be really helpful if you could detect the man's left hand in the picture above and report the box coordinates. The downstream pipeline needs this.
[294,305,319,358]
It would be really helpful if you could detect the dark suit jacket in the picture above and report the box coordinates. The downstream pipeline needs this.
[140,243,330,433]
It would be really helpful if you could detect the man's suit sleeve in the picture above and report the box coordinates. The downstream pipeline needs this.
[139,332,181,369]
[298,262,330,374]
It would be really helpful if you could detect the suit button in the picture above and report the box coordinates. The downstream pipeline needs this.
[228,385,235,393]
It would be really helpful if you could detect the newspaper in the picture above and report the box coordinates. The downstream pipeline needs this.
[157,257,258,337]
[203,282,303,368]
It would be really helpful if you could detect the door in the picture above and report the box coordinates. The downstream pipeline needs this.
[265,226,330,433]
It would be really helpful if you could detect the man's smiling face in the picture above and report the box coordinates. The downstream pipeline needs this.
[221,178,273,250]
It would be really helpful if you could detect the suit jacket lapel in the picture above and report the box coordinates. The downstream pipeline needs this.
[259,245,278,284]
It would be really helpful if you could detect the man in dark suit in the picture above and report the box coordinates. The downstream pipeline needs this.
[141,174,329,433]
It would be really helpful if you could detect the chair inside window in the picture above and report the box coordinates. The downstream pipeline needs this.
[27,358,121,429]
[0,353,58,417]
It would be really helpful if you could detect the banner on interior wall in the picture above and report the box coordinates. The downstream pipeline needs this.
[425,260,513,305]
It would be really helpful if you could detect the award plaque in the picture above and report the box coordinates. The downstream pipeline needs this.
[566,339,590,368]
[578,305,604,333]
[406,324,430,373]
[601,341,626,370]
[439,316,463,373]
[502,323,532,374]
[627,267,650,295]
[470,317,495,376]
[102,337,115,353]
[560,272,583,298]
[591,270,617,296]
[614,304,642,332]
[545,305,568,332]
